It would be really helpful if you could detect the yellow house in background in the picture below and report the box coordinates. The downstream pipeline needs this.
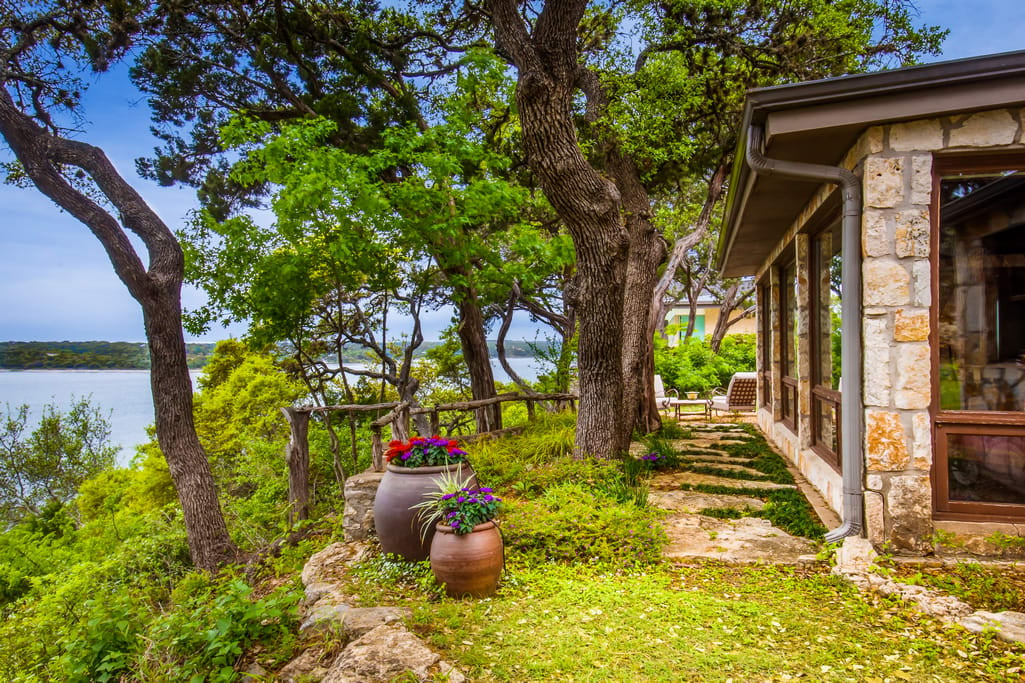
[664,297,757,346]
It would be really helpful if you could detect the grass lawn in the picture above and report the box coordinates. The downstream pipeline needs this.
[338,416,1025,682]
[347,557,1025,682]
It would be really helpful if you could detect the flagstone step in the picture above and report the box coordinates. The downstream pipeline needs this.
[679,462,767,478]
[661,513,817,564]
[651,471,796,491]
[649,489,765,513]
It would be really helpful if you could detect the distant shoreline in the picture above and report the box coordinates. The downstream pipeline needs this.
[0,340,544,370]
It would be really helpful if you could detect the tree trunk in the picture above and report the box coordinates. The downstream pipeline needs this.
[281,407,311,526]
[146,291,237,569]
[610,151,666,437]
[455,289,502,433]
[0,89,237,571]
[491,0,630,457]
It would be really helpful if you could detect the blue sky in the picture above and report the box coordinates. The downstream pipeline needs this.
[1,2,1023,343]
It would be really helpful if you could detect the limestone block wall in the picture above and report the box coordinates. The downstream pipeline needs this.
[857,108,1024,552]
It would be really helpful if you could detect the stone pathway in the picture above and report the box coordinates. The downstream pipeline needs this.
[645,424,820,564]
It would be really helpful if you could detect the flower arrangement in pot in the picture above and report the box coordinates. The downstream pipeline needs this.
[412,473,505,598]
[372,436,476,561]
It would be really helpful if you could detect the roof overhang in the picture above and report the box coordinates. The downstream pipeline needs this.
[717,50,1025,278]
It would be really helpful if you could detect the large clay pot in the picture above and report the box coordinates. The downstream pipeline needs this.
[373,462,476,561]
[430,521,504,598]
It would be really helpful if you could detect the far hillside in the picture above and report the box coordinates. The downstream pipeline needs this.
[0,342,215,370]
[0,339,545,370]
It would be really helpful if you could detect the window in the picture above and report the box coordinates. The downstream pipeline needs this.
[758,279,772,408]
[812,221,842,468]
[780,260,799,431]
[934,159,1025,518]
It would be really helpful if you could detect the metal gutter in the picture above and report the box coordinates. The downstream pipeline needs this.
[716,49,1025,274]
[745,124,864,542]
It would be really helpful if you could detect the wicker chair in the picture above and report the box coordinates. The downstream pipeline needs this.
[708,372,757,416]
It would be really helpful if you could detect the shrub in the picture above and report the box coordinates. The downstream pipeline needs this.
[502,482,666,567]
[654,333,756,394]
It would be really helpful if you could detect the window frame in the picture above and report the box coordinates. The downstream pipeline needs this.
[758,277,773,409]
[932,153,1025,520]
[779,259,799,433]
[810,220,842,470]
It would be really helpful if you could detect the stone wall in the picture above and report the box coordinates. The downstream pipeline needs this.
[859,108,1024,552]
[756,106,1025,553]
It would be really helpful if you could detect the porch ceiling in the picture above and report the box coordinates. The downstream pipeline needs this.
[718,50,1025,279]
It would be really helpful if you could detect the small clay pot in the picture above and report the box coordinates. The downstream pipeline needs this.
[429,521,504,598]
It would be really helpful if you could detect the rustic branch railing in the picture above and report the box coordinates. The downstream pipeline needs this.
[280,392,576,525]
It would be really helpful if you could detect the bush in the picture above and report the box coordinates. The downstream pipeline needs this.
[654,333,755,394]
[502,482,667,567]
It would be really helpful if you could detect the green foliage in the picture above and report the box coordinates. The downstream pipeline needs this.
[0,398,118,525]
[654,333,756,394]
[138,576,301,680]
[465,412,577,490]
[888,562,1025,613]
[502,482,666,567]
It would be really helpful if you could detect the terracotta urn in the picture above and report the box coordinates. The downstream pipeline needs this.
[429,520,504,598]
[373,461,476,561]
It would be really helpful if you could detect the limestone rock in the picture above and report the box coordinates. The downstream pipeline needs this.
[343,470,385,541]
[864,157,904,208]
[342,606,413,638]
[302,541,371,589]
[301,603,352,635]
[834,537,877,573]
[648,490,765,513]
[863,258,910,307]
[960,610,1025,644]
[652,471,794,491]
[661,513,816,563]
[949,110,1017,148]
[323,623,442,683]
[277,647,332,683]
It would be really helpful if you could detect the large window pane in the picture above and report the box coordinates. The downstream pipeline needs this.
[783,262,798,378]
[812,222,842,465]
[815,225,842,392]
[938,171,1025,413]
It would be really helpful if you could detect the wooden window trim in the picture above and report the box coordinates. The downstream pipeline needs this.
[931,152,1025,520]
[779,260,798,434]
[809,220,842,471]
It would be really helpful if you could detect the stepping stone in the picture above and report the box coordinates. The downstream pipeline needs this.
[680,454,756,466]
[671,442,730,454]
[680,462,766,478]
[649,489,765,513]
[652,471,795,491]
[661,513,816,564]
[675,436,752,450]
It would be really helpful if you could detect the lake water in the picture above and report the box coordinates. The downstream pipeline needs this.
[0,357,544,464]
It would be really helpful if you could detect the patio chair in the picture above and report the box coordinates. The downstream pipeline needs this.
[708,372,757,416]
[654,374,679,412]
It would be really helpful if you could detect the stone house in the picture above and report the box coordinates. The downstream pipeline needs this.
[717,51,1025,554]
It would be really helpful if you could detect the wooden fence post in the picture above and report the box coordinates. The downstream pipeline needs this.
[281,407,311,526]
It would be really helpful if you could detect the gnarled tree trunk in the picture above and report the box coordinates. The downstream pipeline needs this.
[0,88,237,571]
[491,0,630,457]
